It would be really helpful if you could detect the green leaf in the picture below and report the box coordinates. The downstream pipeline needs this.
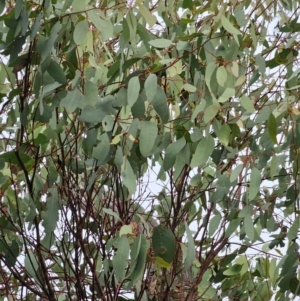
[25,250,41,284]
[217,123,231,146]
[113,236,130,281]
[240,95,255,113]
[129,234,148,284]
[127,76,140,107]
[0,150,34,170]
[84,81,99,107]
[144,74,157,102]
[203,105,220,123]
[205,62,217,93]
[150,86,169,123]
[163,137,186,171]
[148,39,173,48]
[191,135,214,168]
[15,0,22,19]
[230,164,243,182]
[122,58,141,72]
[267,114,277,144]
[61,89,85,113]
[287,217,300,241]
[41,194,59,234]
[41,21,62,63]
[92,133,110,165]
[221,16,242,35]
[152,225,176,264]
[216,66,227,87]
[87,10,107,32]
[102,208,121,221]
[0,239,19,267]
[138,4,157,27]
[182,0,193,9]
[184,223,195,271]
[223,264,242,276]
[249,167,261,201]
[126,10,137,41]
[73,20,89,45]
[244,215,255,241]
[218,87,235,103]
[238,205,252,218]
[121,158,136,195]
[0,0,5,15]
[47,60,66,84]
[79,100,117,124]
[225,219,240,238]
[155,257,171,268]
[120,225,133,236]
[183,83,197,92]
[139,121,158,157]
[209,213,221,236]
[30,12,43,41]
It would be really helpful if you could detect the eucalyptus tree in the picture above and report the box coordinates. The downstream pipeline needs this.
[0,0,299,300]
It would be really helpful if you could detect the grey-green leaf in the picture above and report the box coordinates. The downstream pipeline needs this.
[47,60,66,84]
[184,223,195,271]
[127,76,140,107]
[92,133,110,165]
[148,39,172,48]
[191,135,214,168]
[139,121,157,157]
[61,89,85,113]
[79,100,117,124]
[144,74,158,102]
[249,167,261,201]
[163,137,186,171]
[150,86,169,123]
[113,236,130,281]
[73,20,89,45]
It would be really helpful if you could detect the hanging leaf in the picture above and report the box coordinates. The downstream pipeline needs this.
[267,114,277,144]
[152,225,176,264]
[205,62,217,92]
[203,105,220,123]
[139,121,158,157]
[25,251,41,284]
[163,137,186,171]
[121,158,137,195]
[244,215,255,241]
[216,66,227,87]
[92,133,110,165]
[73,20,89,45]
[144,74,158,102]
[184,223,195,271]
[113,236,130,281]
[150,86,169,123]
[30,12,43,41]
[128,234,148,284]
[47,60,66,84]
[287,217,300,241]
[249,167,261,201]
[127,76,140,107]
[240,95,255,113]
[208,213,221,236]
[183,83,197,92]
[40,21,62,62]
[191,135,214,168]
[138,4,157,27]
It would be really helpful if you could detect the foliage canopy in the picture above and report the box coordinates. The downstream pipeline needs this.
[0,0,300,300]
